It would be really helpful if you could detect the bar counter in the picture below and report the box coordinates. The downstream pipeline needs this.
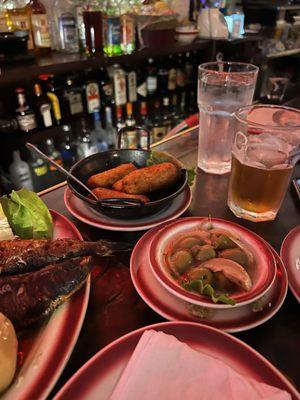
[41,128,300,396]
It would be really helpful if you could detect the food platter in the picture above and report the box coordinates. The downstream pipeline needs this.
[130,223,288,333]
[53,321,300,400]
[1,210,90,400]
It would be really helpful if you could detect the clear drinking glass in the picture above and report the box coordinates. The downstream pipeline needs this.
[197,62,259,174]
[228,104,300,222]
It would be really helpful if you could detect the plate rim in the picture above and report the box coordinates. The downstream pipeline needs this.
[53,320,300,400]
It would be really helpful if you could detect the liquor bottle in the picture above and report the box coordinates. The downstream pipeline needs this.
[8,2,34,50]
[139,101,152,148]
[125,102,138,149]
[112,64,127,106]
[104,106,116,148]
[28,146,50,191]
[34,83,53,128]
[78,117,99,158]
[82,0,103,54]
[136,66,147,101]
[157,64,168,96]
[74,0,86,51]
[170,93,183,127]
[161,96,172,133]
[176,54,186,90]
[151,100,167,143]
[44,138,64,185]
[120,1,135,55]
[99,66,114,107]
[184,52,194,86]
[146,58,157,98]
[53,0,79,53]
[15,88,37,133]
[63,76,84,118]
[126,69,137,104]
[9,150,33,191]
[40,74,62,126]
[167,54,177,95]
[0,3,12,33]
[84,70,101,114]
[103,0,122,57]
[31,0,51,51]
[60,124,77,170]
[116,105,125,131]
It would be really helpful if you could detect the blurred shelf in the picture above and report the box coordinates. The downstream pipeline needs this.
[0,40,209,86]
[267,48,300,59]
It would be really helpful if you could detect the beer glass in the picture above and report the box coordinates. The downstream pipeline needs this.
[228,105,300,222]
[197,62,259,174]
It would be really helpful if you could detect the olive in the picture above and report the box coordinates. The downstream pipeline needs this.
[178,236,205,249]
[188,267,213,285]
[170,250,193,275]
[212,234,236,250]
[219,248,248,267]
[195,245,216,262]
[190,245,203,256]
[214,271,235,292]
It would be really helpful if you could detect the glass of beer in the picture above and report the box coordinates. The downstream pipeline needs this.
[228,104,300,222]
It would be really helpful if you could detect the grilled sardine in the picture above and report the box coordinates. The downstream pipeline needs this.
[0,238,131,275]
[0,256,92,330]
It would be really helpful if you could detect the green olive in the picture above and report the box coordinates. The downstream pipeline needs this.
[170,250,193,275]
[190,245,203,256]
[212,234,236,250]
[195,245,216,262]
[188,267,213,285]
[178,236,205,249]
[219,248,248,267]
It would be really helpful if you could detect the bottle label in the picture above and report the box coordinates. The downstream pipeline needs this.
[10,14,34,49]
[137,82,147,98]
[140,133,148,148]
[152,126,167,142]
[68,92,83,115]
[102,83,113,99]
[168,68,177,91]
[127,71,137,103]
[113,72,127,106]
[17,113,37,131]
[146,76,157,94]
[33,165,48,176]
[31,14,51,48]
[86,82,100,114]
[121,14,134,45]
[47,92,62,122]
[106,17,121,45]
[40,104,52,127]
[59,13,77,45]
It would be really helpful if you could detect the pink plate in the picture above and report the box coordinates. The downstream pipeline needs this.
[53,321,299,400]
[64,187,192,232]
[2,210,90,400]
[130,224,287,333]
[281,225,300,303]
[149,217,277,309]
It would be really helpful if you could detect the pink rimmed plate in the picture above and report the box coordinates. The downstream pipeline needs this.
[2,210,90,400]
[149,217,277,309]
[64,187,192,232]
[281,225,300,303]
[53,321,299,400]
[130,223,287,333]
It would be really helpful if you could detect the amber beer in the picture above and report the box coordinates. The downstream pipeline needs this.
[228,152,293,221]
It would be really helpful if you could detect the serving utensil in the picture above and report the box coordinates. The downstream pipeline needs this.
[25,142,143,207]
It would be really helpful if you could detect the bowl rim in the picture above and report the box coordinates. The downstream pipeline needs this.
[149,217,277,309]
[67,149,188,210]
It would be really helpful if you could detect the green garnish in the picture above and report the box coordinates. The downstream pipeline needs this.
[187,168,196,186]
[182,279,236,306]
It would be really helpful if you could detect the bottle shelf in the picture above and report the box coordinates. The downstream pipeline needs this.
[0,40,210,86]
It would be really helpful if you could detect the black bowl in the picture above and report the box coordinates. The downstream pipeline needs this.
[68,149,188,219]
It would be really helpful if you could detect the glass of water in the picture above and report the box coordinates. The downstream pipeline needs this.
[197,62,259,174]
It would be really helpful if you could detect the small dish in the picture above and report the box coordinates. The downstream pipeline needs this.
[175,26,199,44]
[149,217,277,309]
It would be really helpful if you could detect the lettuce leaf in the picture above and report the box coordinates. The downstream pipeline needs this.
[0,188,53,239]
[182,279,236,306]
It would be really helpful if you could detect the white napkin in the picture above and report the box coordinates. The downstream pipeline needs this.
[109,330,291,400]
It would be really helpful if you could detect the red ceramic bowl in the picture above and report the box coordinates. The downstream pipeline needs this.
[149,217,277,309]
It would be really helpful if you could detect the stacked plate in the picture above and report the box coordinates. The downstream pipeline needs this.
[130,217,288,333]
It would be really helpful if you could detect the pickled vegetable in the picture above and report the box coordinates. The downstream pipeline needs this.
[214,271,235,292]
[169,250,193,275]
[188,266,213,285]
[212,234,236,250]
[178,236,205,249]
[194,245,216,262]
[219,248,248,267]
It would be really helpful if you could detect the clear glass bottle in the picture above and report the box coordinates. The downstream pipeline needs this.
[34,83,53,128]
[104,106,116,148]
[120,0,135,55]
[31,0,51,51]
[102,0,122,56]
[112,64,127,106]
[125,102,138,149]
[53,0,79,53]
[91,109,108,152]
[9,150,33,190]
